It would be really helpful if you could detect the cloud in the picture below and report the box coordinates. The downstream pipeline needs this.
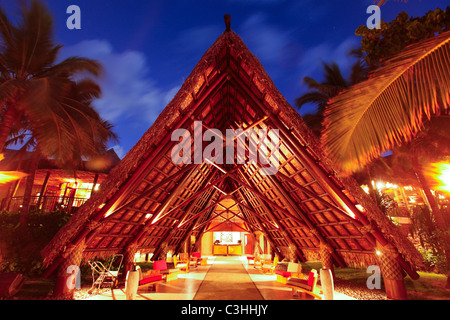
[58,39,180,153]
[174,25,222,55]
[60,39,179,124]
[239,13,293,66]
[226,0,286,4]
[111,144,126,159]
[296,36,359,88]
[292,36,359,115]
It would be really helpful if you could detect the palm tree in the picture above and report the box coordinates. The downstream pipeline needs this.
[321,30,450,287]
[17,79,116,226]
[0,1,117,226]
[322,31,450,174]
[295,58,368,137]
[0,1,105,154]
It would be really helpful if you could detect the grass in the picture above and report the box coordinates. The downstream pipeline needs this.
[5,278,55,300]
[404,272,449,300]
[300,261,449,300]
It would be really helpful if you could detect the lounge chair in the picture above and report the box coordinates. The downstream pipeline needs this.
[262,256,279,274]
[136,267,163,291]
[153,260,180,281]
[174,255,189,273]
[286,269,322,300]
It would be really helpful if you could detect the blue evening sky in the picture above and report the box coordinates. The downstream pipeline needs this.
[1,0,448,158]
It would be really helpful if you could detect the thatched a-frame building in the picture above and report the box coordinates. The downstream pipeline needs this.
[41,16,424,300]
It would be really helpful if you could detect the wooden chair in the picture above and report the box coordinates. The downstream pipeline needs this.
[287,262,303,278]
[153,260,180,282]
[262,256,279,274]
[173,255,189,273]
[253,255,262,269]
[191,252,201,267]
[286,269,322,300]
[137,267,163,291]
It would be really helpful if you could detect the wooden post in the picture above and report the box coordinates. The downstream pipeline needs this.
[52,239,85,299]
[376,242,408,300]
[91,173,99,195]
[320,242,335,275]
[122,244,138,283]
[36,171,51,210]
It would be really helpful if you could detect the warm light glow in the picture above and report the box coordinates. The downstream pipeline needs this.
[361,185,370,194]
[386,182,398,189]
[376,250,382,256]
[374,181,397,190]
[104,209,114,218]
[376,181,384,190]
[428,162,450,193]
[0,154,28,184]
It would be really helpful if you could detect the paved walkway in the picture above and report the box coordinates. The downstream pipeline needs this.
[85,256,356,300]
[194,256,264,300]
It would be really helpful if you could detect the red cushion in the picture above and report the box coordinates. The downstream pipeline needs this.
[246,256,255,260]
[307,270,317,286]
[139,274,163,285]
[192,252,201,258]
[153,260,167,271]
[275,270,291,277]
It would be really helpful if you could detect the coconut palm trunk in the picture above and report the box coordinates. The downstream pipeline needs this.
[411,154,450,288]
[18,149,40,229]
[0,107,17,153]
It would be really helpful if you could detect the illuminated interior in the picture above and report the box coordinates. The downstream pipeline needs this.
[213,231,241,244]
[0,153,28,184]
[58,181,100,200]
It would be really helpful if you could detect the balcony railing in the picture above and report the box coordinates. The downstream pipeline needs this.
[6,195,89,214]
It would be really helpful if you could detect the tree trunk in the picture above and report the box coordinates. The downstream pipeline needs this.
[0,273,25,298]
[18,149,41,229]
[411,155,450,288]
[0,107,16,153]
[1,152,25,211]
[365,167,379,202]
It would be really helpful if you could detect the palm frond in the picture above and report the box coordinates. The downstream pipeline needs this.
[294,91,329,110]
[322,30,450,174]
[39,57,103,78]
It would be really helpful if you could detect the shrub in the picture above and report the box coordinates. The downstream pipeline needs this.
[0,210,71,276]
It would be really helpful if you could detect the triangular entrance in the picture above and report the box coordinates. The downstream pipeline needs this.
[42,16,423,288]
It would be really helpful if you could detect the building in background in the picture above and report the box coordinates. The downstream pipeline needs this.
[0,148,120,214]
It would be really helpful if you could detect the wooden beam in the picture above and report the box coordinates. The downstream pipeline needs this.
[235,175,306,262]
[228,174,308,229]
[105,164,196,221]
[264,168,347,267]
[151,183,217,259]
[234,187,287,260]
[127,164,206,250]
[228,194,280,229]
[228,72,420,279]
[173,188,219,255]
[36,171,51,209]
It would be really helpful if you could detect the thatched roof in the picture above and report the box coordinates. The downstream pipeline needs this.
[41,18,424,277]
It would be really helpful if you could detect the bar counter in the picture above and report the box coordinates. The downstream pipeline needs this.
[213,244,242,255]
